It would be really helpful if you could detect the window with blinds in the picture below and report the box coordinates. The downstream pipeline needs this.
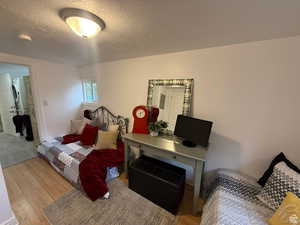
[82,80,97,102]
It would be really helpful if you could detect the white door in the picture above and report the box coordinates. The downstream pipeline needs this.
[0,73,17,135]
[23,76,40,146]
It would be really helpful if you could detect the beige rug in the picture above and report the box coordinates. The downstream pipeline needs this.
[44,179,176,225]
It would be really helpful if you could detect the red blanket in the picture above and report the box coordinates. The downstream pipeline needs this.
[62,134,81,144]
[79,141,125,201]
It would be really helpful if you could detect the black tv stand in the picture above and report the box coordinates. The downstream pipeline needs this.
[182,140,196,148]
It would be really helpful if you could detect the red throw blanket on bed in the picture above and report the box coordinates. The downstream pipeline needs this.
[79,141,125,201]
[62,134,81,144]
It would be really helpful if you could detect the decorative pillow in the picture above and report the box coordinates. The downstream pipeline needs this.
[95,130,118,150]
[258,152,300,186]
[108,124,119,132]
[77,118,93,135]
[70,119,83,134]
[268,192,300,225]
[256,162,300,210]
[80,124,98,146]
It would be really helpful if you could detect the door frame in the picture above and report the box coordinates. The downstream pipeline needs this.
[0,61,44,144]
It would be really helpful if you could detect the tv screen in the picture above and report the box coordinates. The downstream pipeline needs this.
[174,115,213,147]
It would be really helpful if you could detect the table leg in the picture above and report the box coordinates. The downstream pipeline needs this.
[124,141,129,177]
[193,160,204,215]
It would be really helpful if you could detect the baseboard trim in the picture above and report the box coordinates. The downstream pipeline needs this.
[0,213,19,225]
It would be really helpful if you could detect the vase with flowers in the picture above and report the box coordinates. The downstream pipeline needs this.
[148,120,168,136]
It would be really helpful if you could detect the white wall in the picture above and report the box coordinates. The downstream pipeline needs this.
[80,36,300,179]
[0,52,83,140]
[0,164,17,225]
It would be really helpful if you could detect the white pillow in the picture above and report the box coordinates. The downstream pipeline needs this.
[70,119,83,134]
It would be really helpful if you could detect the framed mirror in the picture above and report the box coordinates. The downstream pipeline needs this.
[147,79,193,132]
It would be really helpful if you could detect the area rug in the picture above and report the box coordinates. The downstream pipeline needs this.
[44,179,177,225]
[0,133,37,168]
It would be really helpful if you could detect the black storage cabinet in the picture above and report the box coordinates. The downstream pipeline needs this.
[128,156,185,214]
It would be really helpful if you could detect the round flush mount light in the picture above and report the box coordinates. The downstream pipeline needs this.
[59,8,105,39]
[18,34,32,41]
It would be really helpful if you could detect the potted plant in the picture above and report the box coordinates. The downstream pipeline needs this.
[148,120,168,136]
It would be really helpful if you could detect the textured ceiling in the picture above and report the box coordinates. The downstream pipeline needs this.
[1,0,300,66]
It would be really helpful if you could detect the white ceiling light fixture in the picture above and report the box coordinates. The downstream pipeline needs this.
[18,34,32,41]
[59,8,105,39]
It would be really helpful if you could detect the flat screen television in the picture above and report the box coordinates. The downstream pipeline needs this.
[174,115,213,148]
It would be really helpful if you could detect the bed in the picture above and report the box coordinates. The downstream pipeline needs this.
[37,106,129,189]
[200,169,273,225]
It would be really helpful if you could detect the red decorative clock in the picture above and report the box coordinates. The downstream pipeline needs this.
[132,105,149,134]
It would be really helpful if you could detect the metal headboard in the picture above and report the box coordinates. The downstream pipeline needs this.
[85,106,129,135]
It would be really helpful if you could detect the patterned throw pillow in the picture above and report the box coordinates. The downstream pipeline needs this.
[268,192,300,225]
[258,152,300,186]
[257,162,300,210]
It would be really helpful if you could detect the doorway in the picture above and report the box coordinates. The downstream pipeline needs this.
[0,63,39,168]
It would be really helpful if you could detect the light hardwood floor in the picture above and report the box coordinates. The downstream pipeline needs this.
[3,157,202,225]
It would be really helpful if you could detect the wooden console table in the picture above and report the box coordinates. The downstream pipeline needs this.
[123,133,206,215]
